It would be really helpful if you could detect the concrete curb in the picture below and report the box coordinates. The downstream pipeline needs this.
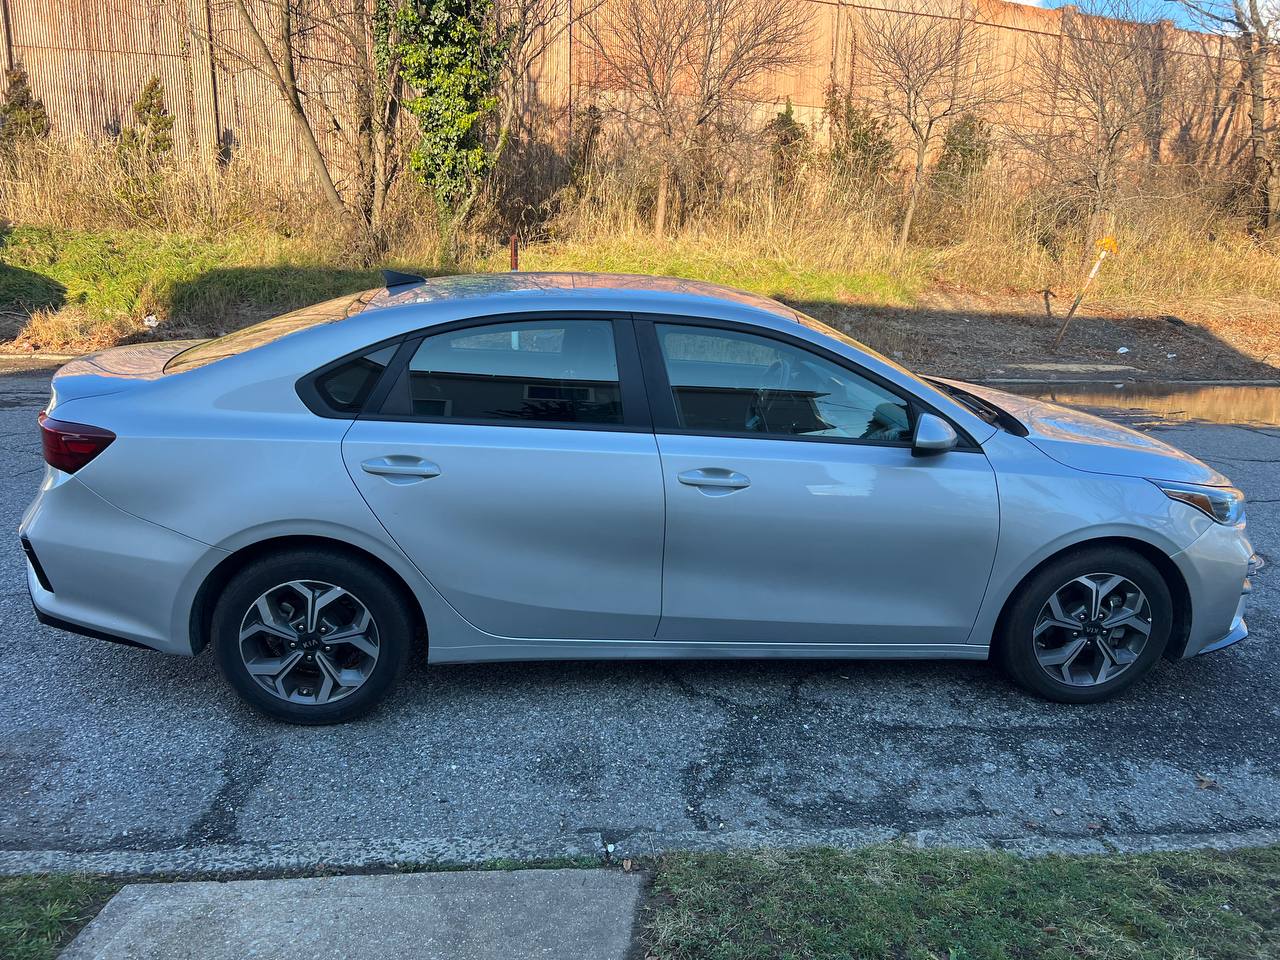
[60,869,647,960]
[4,824,1280,878]
[976,378,1280,387]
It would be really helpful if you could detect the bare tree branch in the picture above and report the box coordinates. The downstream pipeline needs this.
[856,0,1007,249]
[583,0,811,234]
[1167,0,1277,232]
[227,0,349,221]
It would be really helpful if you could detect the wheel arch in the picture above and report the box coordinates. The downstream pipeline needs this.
[189,535,428,655]
[989,536,1192,661]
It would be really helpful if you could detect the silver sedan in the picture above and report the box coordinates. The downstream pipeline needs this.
[20,274,1258,723]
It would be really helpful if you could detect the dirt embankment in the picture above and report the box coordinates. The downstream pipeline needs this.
[811,287,1280,383]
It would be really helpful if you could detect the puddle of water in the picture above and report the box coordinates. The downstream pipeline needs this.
[995,382,1280,427]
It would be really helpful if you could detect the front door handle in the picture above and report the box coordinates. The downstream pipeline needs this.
[677,468,751,490]
[360,456,441,480]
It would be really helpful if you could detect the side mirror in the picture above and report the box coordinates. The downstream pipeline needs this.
[912,413,958,457]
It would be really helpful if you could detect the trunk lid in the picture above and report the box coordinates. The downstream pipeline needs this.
[47,340,202,412]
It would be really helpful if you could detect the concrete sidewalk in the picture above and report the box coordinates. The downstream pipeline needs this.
[60,869,646,960]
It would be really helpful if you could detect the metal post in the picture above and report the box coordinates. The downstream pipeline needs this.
[0,0,16,75]
[510,234,519,271]
[188,0,222,161]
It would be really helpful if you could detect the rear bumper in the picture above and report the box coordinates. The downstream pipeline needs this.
[32,599,150,650]
[20,470,223,655]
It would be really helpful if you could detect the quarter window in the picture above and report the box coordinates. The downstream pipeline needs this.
[655,324,912,442]
[314,344,397,414]
[402,319,623,425]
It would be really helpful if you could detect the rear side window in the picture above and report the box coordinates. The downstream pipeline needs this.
[314,344,398,413]
[398,319,623,425]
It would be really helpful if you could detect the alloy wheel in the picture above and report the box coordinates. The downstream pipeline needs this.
[237,580,380,705]
[1032,572,1152,686]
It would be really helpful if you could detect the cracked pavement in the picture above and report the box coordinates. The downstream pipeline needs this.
[1,361,1278,875]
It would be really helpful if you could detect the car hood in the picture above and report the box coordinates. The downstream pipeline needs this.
[941,380,1231,486]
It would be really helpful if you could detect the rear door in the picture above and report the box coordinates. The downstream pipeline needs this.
[342,315,664,640]
[639,318,1000,648]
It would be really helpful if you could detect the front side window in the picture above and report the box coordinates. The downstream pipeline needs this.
[401,319,623,425]
[655,323,912,442]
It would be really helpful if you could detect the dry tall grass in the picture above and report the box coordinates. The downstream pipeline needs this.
[0,138,444,262]
[2,137,1277,357]
[925,177,1280,314]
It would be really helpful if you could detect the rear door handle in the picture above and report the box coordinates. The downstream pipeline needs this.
[677,468,751,490]
[360,456,441,480]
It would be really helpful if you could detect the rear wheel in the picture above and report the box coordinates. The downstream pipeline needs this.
[212,549,413,724]
[998,546,1171,704]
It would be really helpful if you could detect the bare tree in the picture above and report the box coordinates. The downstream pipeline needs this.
[493,0,603,156]
[1021,0,1167,245]
[190,0,593,251]
[1166,0,1277,234]
[186,0,403,250]
[1162,31,1243,173]
[583,0,811,235]
[856,0,1004,250]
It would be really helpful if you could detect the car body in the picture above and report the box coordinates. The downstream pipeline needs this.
[19,273,1258,722]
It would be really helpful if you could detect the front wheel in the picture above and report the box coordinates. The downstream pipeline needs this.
[997,547,1172,704]
[211,549,413,724]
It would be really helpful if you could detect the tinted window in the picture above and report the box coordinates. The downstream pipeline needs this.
[656,324,912,442]
[166,289,381,373]
[315,344,397,413]
[401,319,623,425]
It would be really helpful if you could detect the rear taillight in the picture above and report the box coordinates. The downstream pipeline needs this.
[38,412,115,473]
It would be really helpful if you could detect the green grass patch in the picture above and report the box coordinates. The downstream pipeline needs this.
[0,875,119,960]
[6,846,1279,959]
[0,226,385,348]
[0,224,924,353]
[509,237,923,309]
[646,845,1280,960]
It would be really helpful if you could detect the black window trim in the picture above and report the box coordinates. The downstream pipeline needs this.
[296,334,412,419]
[352,311,653,433]
[632,314,980,451]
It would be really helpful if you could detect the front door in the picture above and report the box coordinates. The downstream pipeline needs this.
[642,320,1000,647]
[343,316,664,640]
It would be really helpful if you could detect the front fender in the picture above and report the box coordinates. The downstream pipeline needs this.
[968,433,1211,647]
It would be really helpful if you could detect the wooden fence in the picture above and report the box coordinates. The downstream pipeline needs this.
[0,0,1258,177]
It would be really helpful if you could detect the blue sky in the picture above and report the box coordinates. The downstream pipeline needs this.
[1004,0,1209,30]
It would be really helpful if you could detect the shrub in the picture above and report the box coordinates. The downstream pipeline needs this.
[824,86,896,183]
[117,76,175,163]
[934,112,992,193]
[0,66,49,152]
[765,99,809,188]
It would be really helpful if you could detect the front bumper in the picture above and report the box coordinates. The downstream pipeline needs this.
[1171,517,1257,659]
[1184,551,1260,658]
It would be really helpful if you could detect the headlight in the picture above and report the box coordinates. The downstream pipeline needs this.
[1152,480,1245,525]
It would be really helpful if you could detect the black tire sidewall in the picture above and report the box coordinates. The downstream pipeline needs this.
[212,550,413,724]
[1000,547,1171,704]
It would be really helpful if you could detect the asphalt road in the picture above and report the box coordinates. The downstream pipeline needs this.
[2,362,1278,875]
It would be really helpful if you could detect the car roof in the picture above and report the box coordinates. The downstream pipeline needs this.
[365,272,801,322]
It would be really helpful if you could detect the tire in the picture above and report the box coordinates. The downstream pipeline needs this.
[997,546,1172,704]
[212,548,414,724]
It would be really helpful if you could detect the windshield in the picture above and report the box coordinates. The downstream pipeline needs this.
[164,289,380,374]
